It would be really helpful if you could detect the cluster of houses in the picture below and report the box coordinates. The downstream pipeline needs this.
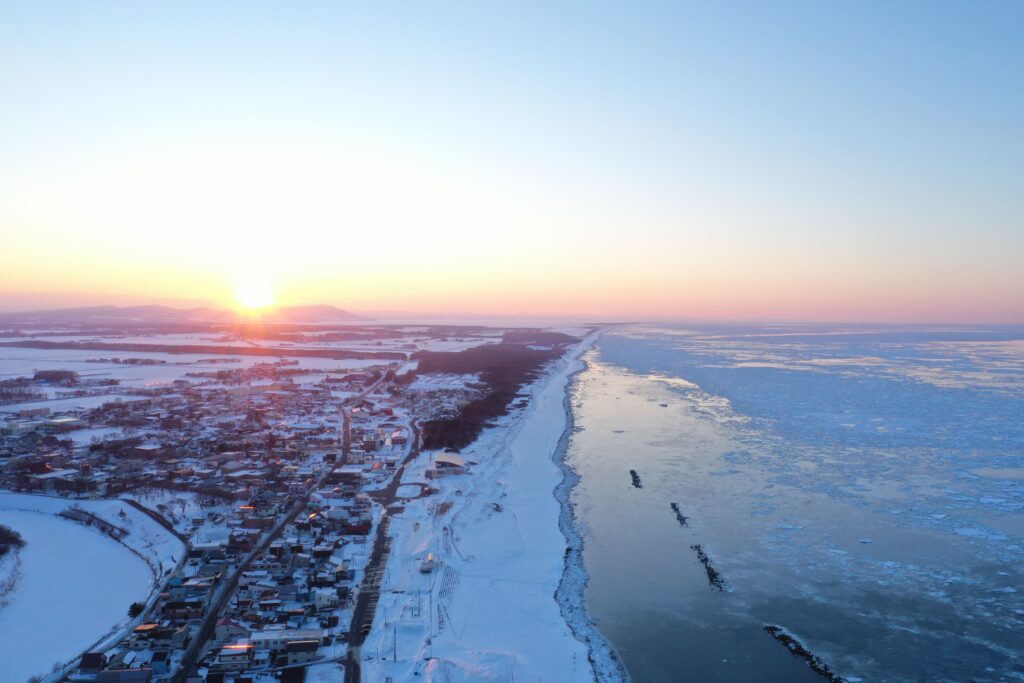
[0,361,400,498]
[0,357,430,682]
[201,483,373,675]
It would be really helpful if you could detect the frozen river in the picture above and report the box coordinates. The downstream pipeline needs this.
[0,506,153,682]
[567,324,1024,682]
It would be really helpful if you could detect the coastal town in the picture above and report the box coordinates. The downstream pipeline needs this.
[0,310,600,683]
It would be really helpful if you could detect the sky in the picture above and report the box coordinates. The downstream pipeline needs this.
[1,1,1022,322]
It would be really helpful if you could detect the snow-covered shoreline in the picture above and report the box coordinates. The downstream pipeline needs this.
[359,330,626,682]
[553,339,630,682]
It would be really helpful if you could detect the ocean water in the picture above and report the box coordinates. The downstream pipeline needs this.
[567,324,1024,682]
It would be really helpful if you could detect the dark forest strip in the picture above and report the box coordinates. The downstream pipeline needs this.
[415,338,574,450]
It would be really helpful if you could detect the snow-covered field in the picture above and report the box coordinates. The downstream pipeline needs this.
[0,394,147,414]
[66,425,124,444]
[407,373,481,391]
[0,492,184,682]
[0,346,385,394]
[361,333,622,682]
[120,488,231,536]
[0,328,501,359]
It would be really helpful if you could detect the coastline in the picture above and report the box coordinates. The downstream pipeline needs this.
[358,329,625,682]
[553,333,631,682]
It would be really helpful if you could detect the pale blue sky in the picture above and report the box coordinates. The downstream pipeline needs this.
[1,2,1022,320]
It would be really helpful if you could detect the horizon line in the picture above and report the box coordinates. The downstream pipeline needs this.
[0,301,1021,328]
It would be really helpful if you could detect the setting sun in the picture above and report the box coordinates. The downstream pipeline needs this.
[234,276,275,311]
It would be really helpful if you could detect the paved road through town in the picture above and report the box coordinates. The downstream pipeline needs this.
[172,371,395,680]
[343,420,421,683]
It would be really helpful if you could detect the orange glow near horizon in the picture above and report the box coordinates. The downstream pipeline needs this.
[0,143,1021,323]
[234,276,275,312]
[1,260,1023,323]
[1,5,1023,325]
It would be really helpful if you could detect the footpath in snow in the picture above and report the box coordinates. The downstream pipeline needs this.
[0,492,184,683]
[360,332,626,682]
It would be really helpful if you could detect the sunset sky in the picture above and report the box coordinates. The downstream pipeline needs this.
[1,2,1022,322]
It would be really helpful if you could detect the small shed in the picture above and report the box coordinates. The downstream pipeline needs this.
[434,453,465,469]
[419,552,440,573]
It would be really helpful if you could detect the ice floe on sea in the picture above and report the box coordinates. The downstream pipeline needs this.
[572,324,1024,682]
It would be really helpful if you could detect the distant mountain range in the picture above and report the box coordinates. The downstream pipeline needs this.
[0,304,367,324]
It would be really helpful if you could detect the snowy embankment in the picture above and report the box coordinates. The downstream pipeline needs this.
[361,332,626,682]
[0,492,184,683]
